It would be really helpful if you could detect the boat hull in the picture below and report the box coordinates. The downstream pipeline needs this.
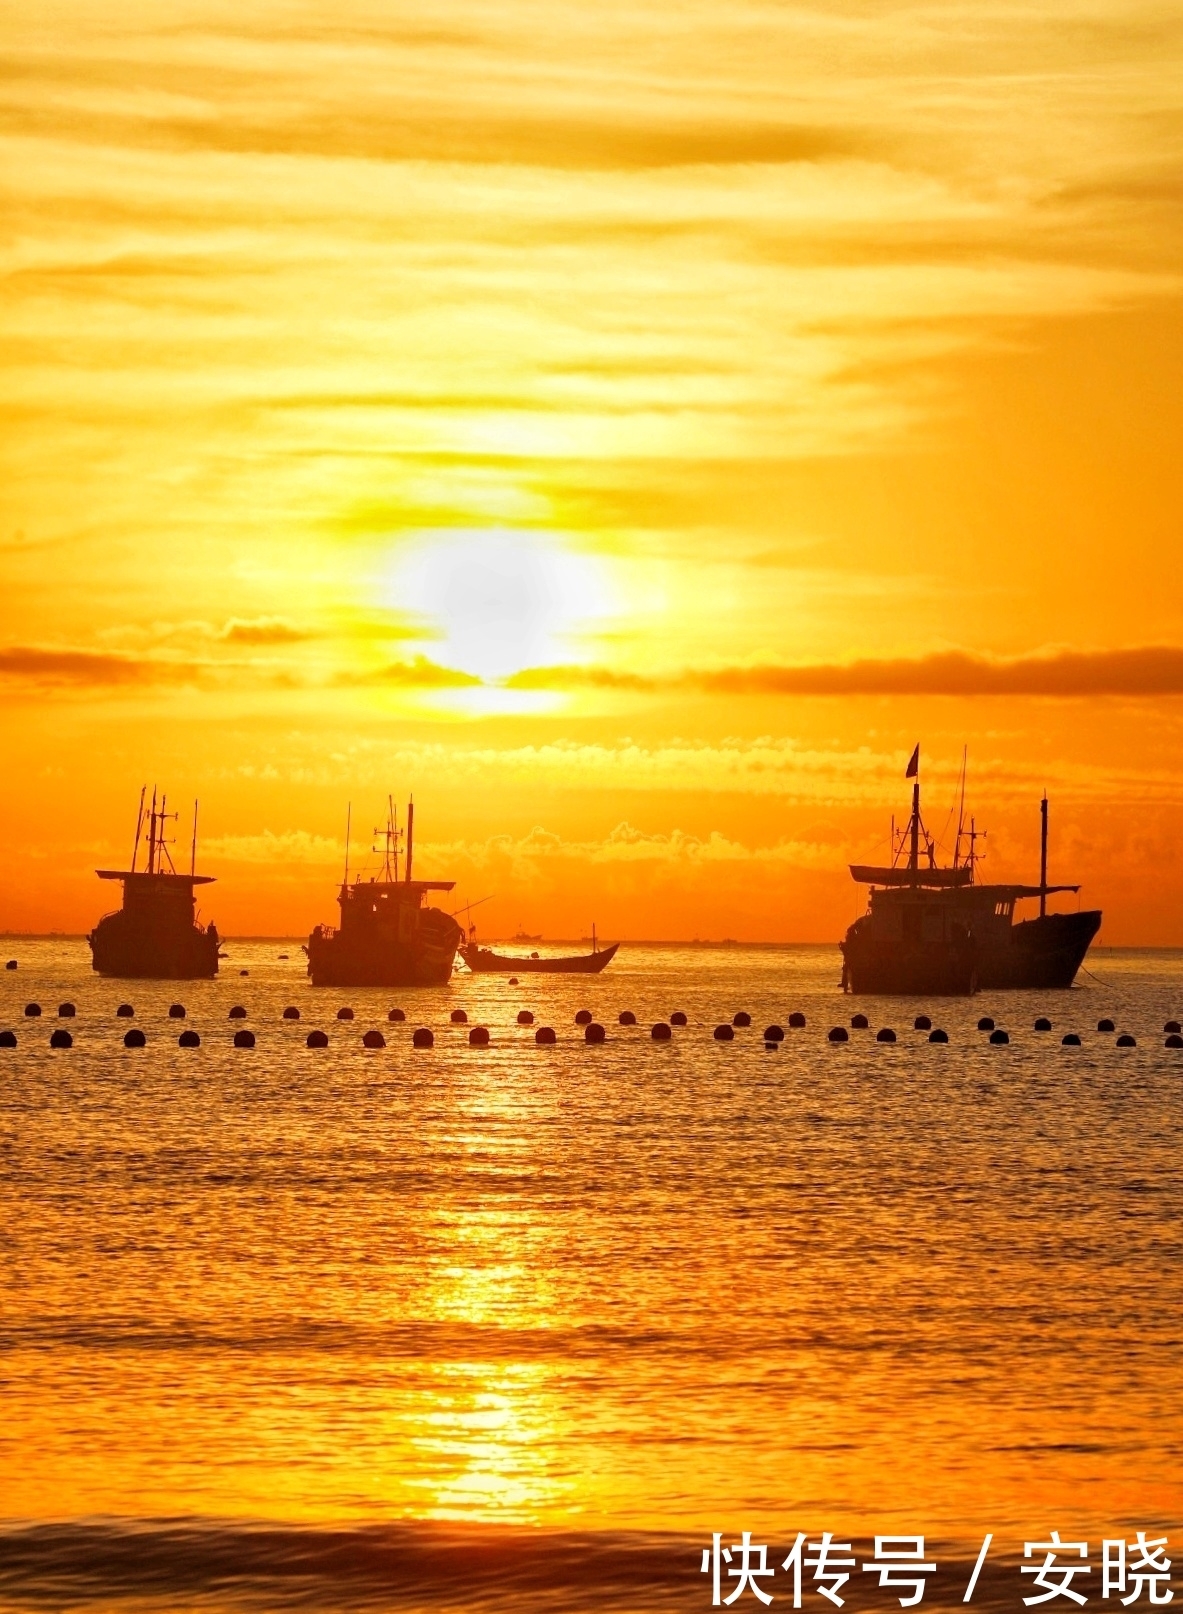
[975,909,1102,989]
[840,922,978,996]
[306,906,461,987]
[461,942,619,974]
[88,912,219,979]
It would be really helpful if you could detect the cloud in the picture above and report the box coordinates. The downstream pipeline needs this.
[508,646,1183,698]
[219,617,311,644]
[0,645,206,687]
[338,656,483,688]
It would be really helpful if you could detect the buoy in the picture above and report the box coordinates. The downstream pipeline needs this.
[337,1007,354,1021]
[876,1027,896,1043]
[57,1002,76,1018]
[278,954,289,960]
[851,1013,869,1029]
[4,960,15,970]
[1166,1034,1183,1049]
[1165,1020,1181,1034]
[575,1009,592,1026]
[732,1011,751,1028]
[306,1030,329,1048]
[49,1029,73,1048]
[178,1030,200,1047]
[928,1028,949,1044]
[535,1026,556,1045]
[989,1029,1010,1045]
[0,1031,16,1048]
[239,969,249,976]
[116,1004,134,1018]
[469,1025,490,1047]
[1062,1033,1082,1046]
[124,1029,146,1048]
[670,1011,687,1026]
[763,1025,784,1042]
[619,1010,637,1026]
[585,1022,606,1044]
[914,1015,932,1031]
[1116,1034,1136,1048]
[450,1008,468,1024]
[651,1022,672,1041]
[388,1008,405,1023]
[517,1010,534,1025]
[977,1016,994,1032]
[1034,1017,1052,1031]
[828,1026,848,1043]
[1097,1018,1115,1032]
[413,1027,434,1048]
[169,1004,186,1019]
[508,977,519,986]
[233,1029,255,1048]
[24,1003,41,1018]
[228,1006,247,1020]
[788,1012,806,1029]
[362,1029,386,1049]
[713,1024,734,1041]
[282,1007,300,1020]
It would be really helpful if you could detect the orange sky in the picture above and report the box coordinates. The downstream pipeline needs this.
[3,0,1183,942]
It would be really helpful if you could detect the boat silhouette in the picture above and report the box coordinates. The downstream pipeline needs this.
[306,798,461,987]
[460,922,618,974]
[840,747,1101,995]
[89,788,220,979]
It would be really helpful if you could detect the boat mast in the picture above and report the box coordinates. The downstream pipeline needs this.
[1040,795,1048,918]
[190,799,198,877]
[405,798,414,882]
[343,802,351,887]
[953,745,967,868]
[130,785,147,874]
[147,787,158,874]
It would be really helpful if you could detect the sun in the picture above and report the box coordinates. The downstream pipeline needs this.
[388,529,614,683]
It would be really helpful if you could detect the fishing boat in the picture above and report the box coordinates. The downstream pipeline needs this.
[840,747,1101,995]
[89,788,220,979]
[306,799,462,987]
[460,924,619,974]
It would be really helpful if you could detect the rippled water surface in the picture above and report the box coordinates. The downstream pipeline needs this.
[0,941,1180,1610]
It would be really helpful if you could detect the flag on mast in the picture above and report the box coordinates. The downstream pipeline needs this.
[905,744,920,778]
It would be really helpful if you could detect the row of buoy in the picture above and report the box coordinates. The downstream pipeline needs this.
[6,1018,1175,1052]
[13,999,1170,1040]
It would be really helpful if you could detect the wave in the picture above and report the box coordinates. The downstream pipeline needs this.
[0,1519,1041,1613]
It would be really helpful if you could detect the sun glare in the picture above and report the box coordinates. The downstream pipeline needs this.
[388,530,614,683]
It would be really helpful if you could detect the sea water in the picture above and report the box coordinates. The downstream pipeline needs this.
[0,941,1180,1611]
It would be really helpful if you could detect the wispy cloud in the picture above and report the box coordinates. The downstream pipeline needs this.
[508,646,1183,698]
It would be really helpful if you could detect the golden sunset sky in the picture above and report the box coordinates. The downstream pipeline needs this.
[3,0,1182,940]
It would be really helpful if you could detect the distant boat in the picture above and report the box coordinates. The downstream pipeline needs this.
[89,788,220,979]
[511,927,543,943]
[840,747,1101,995]
[460,923,618,974]
[306,798,461,987]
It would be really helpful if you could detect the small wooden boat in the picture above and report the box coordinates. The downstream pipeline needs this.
[460,928,619,974]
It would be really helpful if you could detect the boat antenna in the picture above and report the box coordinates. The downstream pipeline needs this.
[147,786,158,874]
[190,799,198,877]
[405,797,414,882]
[592,921,597,955]
[392,797,399,883]
[343,802,351,887]
[130,785,147,873]
[1040,794,1049,918]
[906,744,920,883]
[953,745,967,868]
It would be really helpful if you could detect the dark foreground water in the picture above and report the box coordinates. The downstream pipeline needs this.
[0,942,1180,1611]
